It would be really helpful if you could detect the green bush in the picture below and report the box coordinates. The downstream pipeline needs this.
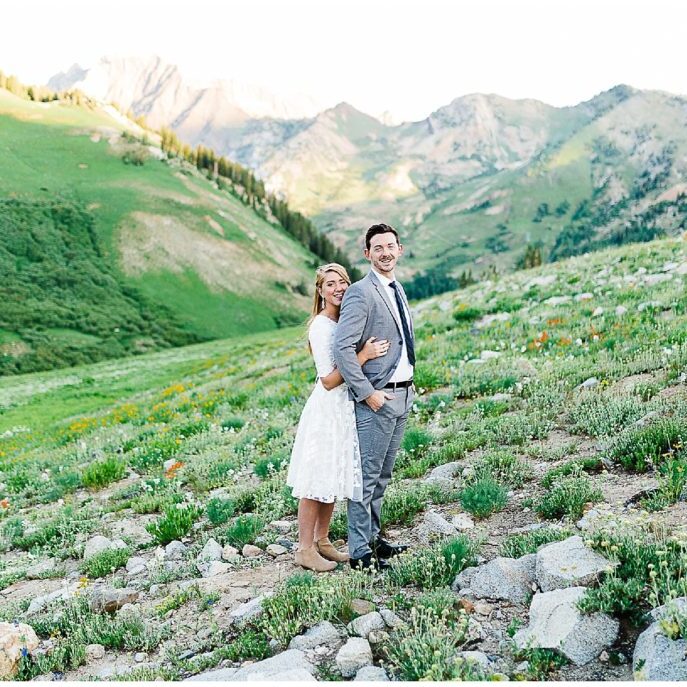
[82,456,127,490]
[535,474,602,520]
[568,393,645,437]
[473,450,533,488]
[225,514,265,548]
[606,419,685,472]
[460,478,508,518]
[256,570,370,647]
[500,528,573,558]
[388,536,476,589]
[221,416,245,431]
[383,605,481,681]
[146,503,201,545]
[81,546,131,579]
[401,427,433,458]
[541,456,604,488]
[253,451,287,479]
[206,498,236,525]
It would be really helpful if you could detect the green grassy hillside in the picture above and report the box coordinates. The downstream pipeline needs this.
[0,89,316,375]
[0,235,686,680]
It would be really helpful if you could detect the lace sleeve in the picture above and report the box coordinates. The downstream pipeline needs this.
[309,318,336,378]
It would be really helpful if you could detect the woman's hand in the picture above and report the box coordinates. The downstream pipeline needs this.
[361,336,390,363]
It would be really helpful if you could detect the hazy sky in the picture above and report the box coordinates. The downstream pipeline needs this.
[3,0,686,121]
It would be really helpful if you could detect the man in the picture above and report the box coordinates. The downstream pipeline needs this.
[333,223,415,570]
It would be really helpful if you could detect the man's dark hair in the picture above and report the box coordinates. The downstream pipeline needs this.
[365,223,400,250]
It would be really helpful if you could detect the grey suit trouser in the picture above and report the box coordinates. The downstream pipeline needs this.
[348,386,415,559]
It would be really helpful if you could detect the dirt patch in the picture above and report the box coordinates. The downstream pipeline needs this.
[118,212,267,294]
[204,215,224,236]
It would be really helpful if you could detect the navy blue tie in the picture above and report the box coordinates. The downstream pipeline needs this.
[389,282,415,366]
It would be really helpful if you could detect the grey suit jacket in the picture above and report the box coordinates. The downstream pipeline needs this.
[333,271,414,403]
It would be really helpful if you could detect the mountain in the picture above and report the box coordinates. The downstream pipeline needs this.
[48,55,324,128]
[0,82,319,376]
[47,57,687,282]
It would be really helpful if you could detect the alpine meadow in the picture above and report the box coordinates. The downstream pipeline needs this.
[1,43,687,683]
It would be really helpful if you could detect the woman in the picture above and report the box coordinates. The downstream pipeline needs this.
[287,263,389,572]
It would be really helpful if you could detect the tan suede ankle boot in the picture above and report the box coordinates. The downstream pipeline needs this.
[294,545,337,572]
[316,537,350,563]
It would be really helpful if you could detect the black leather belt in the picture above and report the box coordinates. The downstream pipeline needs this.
[384,379,413,390]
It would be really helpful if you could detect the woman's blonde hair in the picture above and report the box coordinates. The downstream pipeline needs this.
[306,263,351,352]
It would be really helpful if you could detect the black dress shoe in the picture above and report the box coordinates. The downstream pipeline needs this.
[350,552,391,571]
[372,537,409,559]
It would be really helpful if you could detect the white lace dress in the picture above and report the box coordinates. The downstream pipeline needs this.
[286,315,363,503]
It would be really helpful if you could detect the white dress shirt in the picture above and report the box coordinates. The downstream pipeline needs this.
[371,268,414,383]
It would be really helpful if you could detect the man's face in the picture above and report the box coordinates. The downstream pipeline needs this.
[365,232,403,274]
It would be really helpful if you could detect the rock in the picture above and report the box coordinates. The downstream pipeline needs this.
[222,545,240,562]
[535,536,614,591]
[336,637,373,678]
[425,461,462,487]
[354,665,389,681]
[451,513,475,530]
[229,594,271,627]
[351,599,375,616]
[575,292,593,302]
[592,307,604,317]
[480,350,502,360]
[416,510,458,543]
[269,520,293,534]
[578,377,599,390]
[83,535,116,561]
[633,598,687,680]
[202,561,231,578]
[379,608,403,629]
[26,582,80,615]
[242,544,262,558]
[163,458,178,472]
[184,668,238,681]
[634,410,660,428]
[266,544,288,557]
[187,649,315,681]
[26,559,57,580]
[86,643,105,661]
[367,630,389,644]
[347,612,385,638]
[89,586,139,613]
[288,621,342,650]
[457,650,490,667]
[196,539,223,575]
[576,509,604,531]
[474,601,493,616]
[514,587,618,665]
[126,556,147,575]
[164,541,188,561]
[453,555,536,604]
[615,305,628,316]
[0,622,40,678]
[134,652,147,662]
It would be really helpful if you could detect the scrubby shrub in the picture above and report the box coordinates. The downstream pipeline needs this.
[81,456,126,489]
[568,393,645,437]
[221,416,245,431]
[500,527,573,558]
[256,570,370,647]
[388,536,476,589]
[541,457,604,488]
[460,478,507,518]
[383,605,480,681]
[253,451,287,479]
[606,419,685,472]
[473,450,533,487]
[146,503,201,545]
[535,474,602,520]
[206,498,236,525]
[81,546,131,579]
[224,514,264,548]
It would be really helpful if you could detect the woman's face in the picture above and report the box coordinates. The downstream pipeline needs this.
[320,270,349,308]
